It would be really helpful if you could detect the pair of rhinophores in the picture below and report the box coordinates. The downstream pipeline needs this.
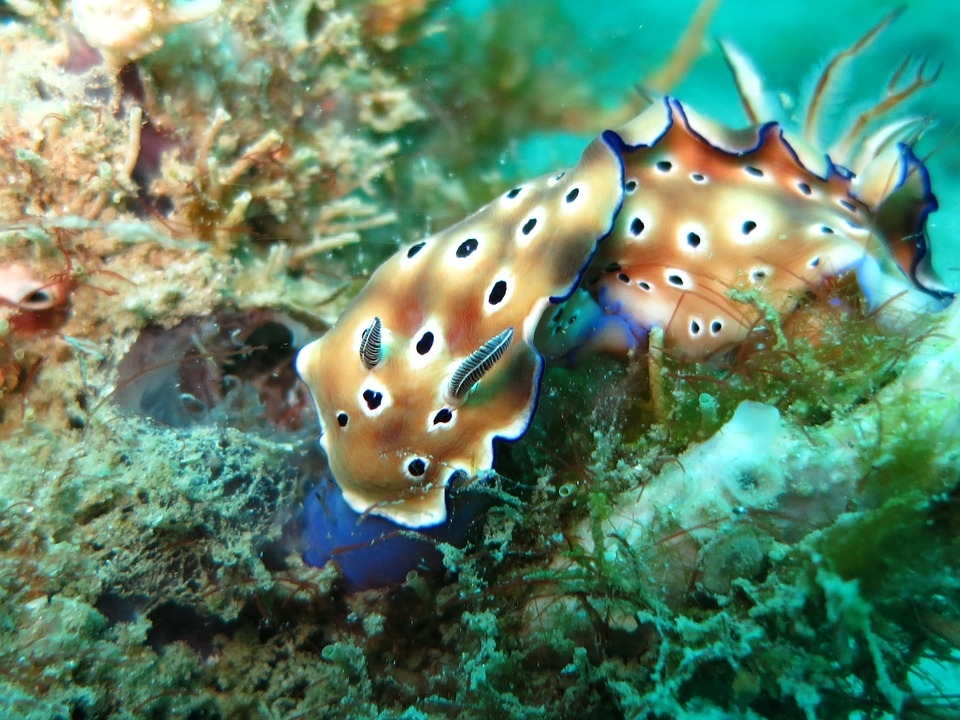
[297,11,955,539]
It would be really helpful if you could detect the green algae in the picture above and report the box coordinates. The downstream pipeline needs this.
[498,303,960,718]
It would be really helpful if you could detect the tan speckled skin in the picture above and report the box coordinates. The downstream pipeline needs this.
[297,133,622,526]
[589,100,887,358]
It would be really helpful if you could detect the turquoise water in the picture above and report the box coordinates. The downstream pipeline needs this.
[450,0,960,286]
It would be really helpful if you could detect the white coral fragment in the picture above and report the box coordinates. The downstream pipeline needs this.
[71,0,221,63]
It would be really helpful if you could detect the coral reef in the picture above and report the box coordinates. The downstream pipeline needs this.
[0,1,957,719]
[70,0,223,65]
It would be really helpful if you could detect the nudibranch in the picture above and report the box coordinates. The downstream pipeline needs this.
[296,134,623,528]
[298,14,954,558]
[556,96,952,360]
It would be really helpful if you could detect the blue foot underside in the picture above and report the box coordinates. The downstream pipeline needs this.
[302,476,487,592]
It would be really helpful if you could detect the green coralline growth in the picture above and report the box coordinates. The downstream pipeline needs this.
[0,0,430,716]
[500,304,960,718]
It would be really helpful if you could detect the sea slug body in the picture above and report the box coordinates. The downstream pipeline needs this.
[297,132,624,529]
[296,15,955,588]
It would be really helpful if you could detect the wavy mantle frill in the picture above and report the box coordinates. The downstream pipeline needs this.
[297,96,954,531]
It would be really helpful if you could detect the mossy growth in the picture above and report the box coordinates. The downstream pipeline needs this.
[444,294,960,718]
[500,283,937,527]
[649,284,938,454]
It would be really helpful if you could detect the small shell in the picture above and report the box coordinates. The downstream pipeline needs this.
[0,262,69,311]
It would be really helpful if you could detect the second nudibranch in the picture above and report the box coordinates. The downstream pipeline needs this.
[538,98,951,362]
[298,55,953,533]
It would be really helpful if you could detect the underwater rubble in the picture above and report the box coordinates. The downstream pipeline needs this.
[0,1,958,719]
